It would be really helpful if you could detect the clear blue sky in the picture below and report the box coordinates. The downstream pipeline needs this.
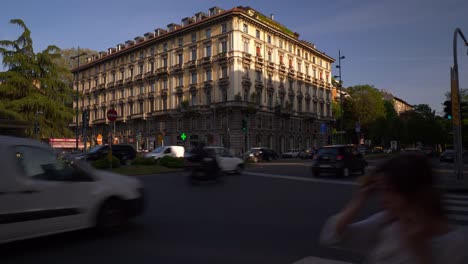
[1,0,467,113]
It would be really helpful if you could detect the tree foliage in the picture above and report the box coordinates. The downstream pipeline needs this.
[345,85,385,126]
[0,19,73,138]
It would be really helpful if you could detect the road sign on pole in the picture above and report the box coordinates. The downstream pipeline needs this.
[107,109,118,122]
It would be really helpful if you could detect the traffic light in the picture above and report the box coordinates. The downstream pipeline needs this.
[443,100,452,120]
[242,119,247,133]
[82,110,90,128]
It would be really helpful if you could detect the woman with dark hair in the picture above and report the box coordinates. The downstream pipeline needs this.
[320,153,468,264]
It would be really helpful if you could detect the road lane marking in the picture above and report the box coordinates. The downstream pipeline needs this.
[446,206,468,212]
[292,256,354,264]
[243,172,357,186]
[444,199,468,205]
[445,194,468,199]
[448,214,468,221]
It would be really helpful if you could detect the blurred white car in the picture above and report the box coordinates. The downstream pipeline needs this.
[282,149,300,158]
[145,145,184,160]
[204,146,244,173]
[0,136,144,244]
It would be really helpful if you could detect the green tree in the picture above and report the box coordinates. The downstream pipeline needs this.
[345,85,385,126]
[0,19,73,138]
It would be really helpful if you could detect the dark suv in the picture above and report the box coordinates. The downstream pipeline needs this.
[311,145,367,177]
[245,147,278,162]
[81,144,137,164]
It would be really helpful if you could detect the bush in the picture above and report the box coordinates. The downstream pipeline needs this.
[91,156,120,169]
[158,156,184,168]
[132,156,157,166]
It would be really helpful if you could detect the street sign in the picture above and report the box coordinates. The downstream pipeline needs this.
[107,109,118,122]
[320,123,327,134]
[180,133,187,141]
[355,122,361,133]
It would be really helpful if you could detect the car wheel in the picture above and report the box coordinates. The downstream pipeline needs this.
[96,198,127,233]
[253,157,259,163]
[312,169,320,177]
[235,164,244,175]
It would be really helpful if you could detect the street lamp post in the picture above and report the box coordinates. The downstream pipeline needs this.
[334,50,346,144]
[71,49,87,151]
[451,28,468,182]
[34,111,43,140]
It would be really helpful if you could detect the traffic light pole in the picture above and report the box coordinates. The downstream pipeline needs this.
[451,28,468,182]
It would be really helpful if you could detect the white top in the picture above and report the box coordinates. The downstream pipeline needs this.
[320,212,468,264]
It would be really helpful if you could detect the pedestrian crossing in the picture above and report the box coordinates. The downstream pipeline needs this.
[444,193,468,226]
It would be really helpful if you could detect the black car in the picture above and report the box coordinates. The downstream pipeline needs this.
[246,147,278,162]
[76,144,137,164]
[440,149,455,162]
[311,145,368,177]
[298,148,315,159]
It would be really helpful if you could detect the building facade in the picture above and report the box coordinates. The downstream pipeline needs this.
[71,6,335,155]
[381,90,413,115]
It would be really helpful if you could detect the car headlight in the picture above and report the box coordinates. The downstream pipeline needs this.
[249,153,254,157]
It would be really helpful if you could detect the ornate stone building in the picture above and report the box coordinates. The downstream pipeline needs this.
[71,6,335,155]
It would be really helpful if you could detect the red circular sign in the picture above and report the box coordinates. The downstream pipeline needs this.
[107,109,118,121]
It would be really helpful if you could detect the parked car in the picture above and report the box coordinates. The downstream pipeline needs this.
[371,146,384,153]
[245,147,278,162]
[74,144,137,164]
[357,146,369,155]
[0,136,144,244]
[440,149,455,162]
[185,146,244,174]
[282,149,300,158]
[298,148,315,159]
[311,145,368,177]
[402,147,424,154]
[421,147,435,158]
[144,145,184,160]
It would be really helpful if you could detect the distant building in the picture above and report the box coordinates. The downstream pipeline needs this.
[381,90,413,115]
[71,6,336,154]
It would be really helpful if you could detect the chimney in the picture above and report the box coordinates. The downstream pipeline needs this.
[167,23,181,32]
[117,43,124,51]
[208,6,224,16]
[99,51,107,58]
[134,36,144,43]
[194,12,208,21]
[270,14,274,20]
[144,32,155,40]
[154,28,167,36]
[108,47,116,54]
[182,17,195,26]
[125,40,135,47]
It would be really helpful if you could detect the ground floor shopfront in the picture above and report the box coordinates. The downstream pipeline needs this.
[83,102,333,155]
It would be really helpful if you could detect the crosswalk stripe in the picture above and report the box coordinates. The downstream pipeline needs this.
[444,199,468,205]
[446,205,468,212]
[444,194,468,199]
[447,214,468,221]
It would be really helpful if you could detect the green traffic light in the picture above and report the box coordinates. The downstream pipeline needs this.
[448,115,452,120]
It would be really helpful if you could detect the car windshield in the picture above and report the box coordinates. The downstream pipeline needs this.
[88,145,104,154]
[317,148,339,155]
[151,146,165,153]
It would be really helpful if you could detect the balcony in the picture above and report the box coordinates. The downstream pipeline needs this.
[254,80,264,89]
[137,94,145,101]
[134,74,143,82]
[255,56,264,66]
[170,64,183,73]
[242,52,252,64]
[98,83,106,90]
[297,72,304,80]
[198,56,212,67]
[203,80,214,88]
[267,61,275,70]
[217,53,228,64]
[156,66,169,76]
[106,81,115,89]
[125,77,133,84]
[100,102,107,108]
[279,64,287,74]
[116,80,123,86]
[110,99,116,106]
[144,71,155,79]
[148,91,155,99]
[241,76,252,87]
[127,96,135,103]
[218,77,229,86]
[305,75,312,83]
[288,67,295,78]
[185,60,197,70]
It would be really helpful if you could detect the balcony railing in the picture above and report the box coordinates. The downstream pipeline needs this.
[217,52,228,63]
[242,52,252,64]
[116,80,123,86]
[106,81,115,88]
[185,60,197,69]
[297,72,304,79]
[170,64,183,73]
[156,67,169,76]
[218,77,229,86]
[198,56,212,66]
[98,83,106,90]
[134,74,142,81]
[125,77,133,84]
[144,71,155,79]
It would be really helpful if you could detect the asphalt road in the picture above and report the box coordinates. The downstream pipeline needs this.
[0,172,381,264]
